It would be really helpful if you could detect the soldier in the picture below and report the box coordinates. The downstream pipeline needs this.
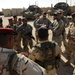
[64,12,75,66]
[29,26,61,75]
[17,18,22,26]
[6,18,22,52]
[13,15,18,24]
[57,9,70,27]
[17,18,33,54]
[0,18,3,28]
[13,17,22,53]
[15,18,22,53]
[33,13,40,43]
[0,28,47,75]
[34,13,40,29]
[52,10,65,48]
[36,11,52,29]
[6,18,17,37]
[6,18,14,28]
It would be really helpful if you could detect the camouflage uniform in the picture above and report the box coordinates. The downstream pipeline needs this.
[17,24,33,53]
[58,9,70,39]
[36,18,51,28]
[36,12,51,29]
[61,16,69,27]
[61,16,69,41]
[33,13,40,43]
[64,12,75,65]
[14,18,22,52]
[14,23,22,53]
[64,22,75,64]
[6,24,22,52]
[52,19,65,47]
[29,40,61,75]
[57,9,70,27]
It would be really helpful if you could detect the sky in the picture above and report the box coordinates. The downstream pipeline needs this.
[0,0,75,11]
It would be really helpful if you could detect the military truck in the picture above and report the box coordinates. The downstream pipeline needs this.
[22,5,42,19]
[50,2,71,16]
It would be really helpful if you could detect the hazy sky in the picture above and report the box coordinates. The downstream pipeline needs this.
[0,0,75,11]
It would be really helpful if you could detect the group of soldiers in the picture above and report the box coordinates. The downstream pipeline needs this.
[31,9,75,75]
[0,8,75,75]
[0,15,34,53]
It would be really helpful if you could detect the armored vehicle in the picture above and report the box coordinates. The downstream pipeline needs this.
[22,5,42,19]
[50,2,71,16]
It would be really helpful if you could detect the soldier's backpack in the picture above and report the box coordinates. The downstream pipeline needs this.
[0,52,47,75]
[34,41,60,69]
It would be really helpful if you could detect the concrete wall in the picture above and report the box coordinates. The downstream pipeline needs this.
[11,8,22,16]
[11,8,17,16]
[2,8,23,17]
[16,8,22,16]
[2,9,11,17]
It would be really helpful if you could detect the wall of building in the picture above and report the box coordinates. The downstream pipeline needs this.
[2,8,23,17]
[2,9,12,17]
